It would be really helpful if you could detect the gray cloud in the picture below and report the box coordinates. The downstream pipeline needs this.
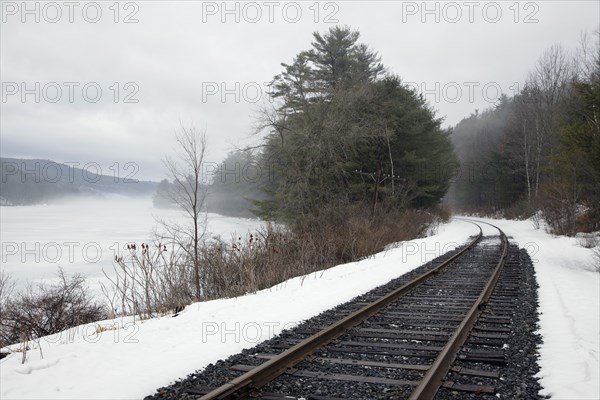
[1,1,598,180]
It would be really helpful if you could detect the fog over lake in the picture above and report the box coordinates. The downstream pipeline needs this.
[0,195,262,293]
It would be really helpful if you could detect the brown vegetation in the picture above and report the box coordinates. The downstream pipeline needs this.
[0,268,105,349]
[102,206,447,317]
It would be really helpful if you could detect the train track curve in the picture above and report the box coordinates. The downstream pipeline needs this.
[194,220,512,399]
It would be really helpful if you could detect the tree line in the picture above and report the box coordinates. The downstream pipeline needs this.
[447,32,599,234]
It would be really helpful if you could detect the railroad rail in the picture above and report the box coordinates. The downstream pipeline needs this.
[199,220,509,399]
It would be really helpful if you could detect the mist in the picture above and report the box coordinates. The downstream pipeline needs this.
[0,194,262,293]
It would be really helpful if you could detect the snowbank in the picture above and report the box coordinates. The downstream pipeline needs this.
[472,217,599,400]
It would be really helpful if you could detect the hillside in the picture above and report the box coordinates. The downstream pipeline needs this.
[0,158,158,205]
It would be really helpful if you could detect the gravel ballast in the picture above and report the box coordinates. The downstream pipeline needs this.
[145,237,543,400]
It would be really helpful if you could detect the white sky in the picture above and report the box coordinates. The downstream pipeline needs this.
[1,0,598,180]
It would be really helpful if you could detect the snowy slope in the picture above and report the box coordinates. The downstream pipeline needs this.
[1,217,598,399]
[471,217,600,400]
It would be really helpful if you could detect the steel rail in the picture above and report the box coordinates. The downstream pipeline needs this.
[200,222,483,400]
[407,219,508,400]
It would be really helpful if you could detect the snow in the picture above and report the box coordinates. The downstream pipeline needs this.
[0,195,262,292]
[1,217,598,399]
[471,217,600,400]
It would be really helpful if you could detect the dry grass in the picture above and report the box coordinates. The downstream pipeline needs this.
[201,206,444,299]
[103,206,445,316]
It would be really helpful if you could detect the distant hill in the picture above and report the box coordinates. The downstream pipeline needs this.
[0,157,158,206]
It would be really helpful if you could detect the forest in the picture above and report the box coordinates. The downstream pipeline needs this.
[447,36,599,235]
[205,26,600,236]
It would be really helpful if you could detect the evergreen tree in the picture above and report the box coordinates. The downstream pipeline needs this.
[255,26,456,225]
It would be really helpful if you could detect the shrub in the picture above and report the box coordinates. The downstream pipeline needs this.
[105,206,441,315]
[101,242,196,319]
[199,205,438,299]
[1,268,105,348]
[0,269,15,348]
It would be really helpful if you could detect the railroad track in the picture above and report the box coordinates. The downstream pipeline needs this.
[193,220,515,399]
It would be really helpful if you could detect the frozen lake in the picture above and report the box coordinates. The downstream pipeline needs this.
[0,195,263,292]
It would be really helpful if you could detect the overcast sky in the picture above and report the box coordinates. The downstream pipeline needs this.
[1,1,598,181]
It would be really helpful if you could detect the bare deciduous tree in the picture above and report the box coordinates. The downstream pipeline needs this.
[526,44,574,196]
[160,124,207,300]
[575,30,600,88]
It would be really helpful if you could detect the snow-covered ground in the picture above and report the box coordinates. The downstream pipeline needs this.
[1,217,598,399]
[474,217,600,400]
